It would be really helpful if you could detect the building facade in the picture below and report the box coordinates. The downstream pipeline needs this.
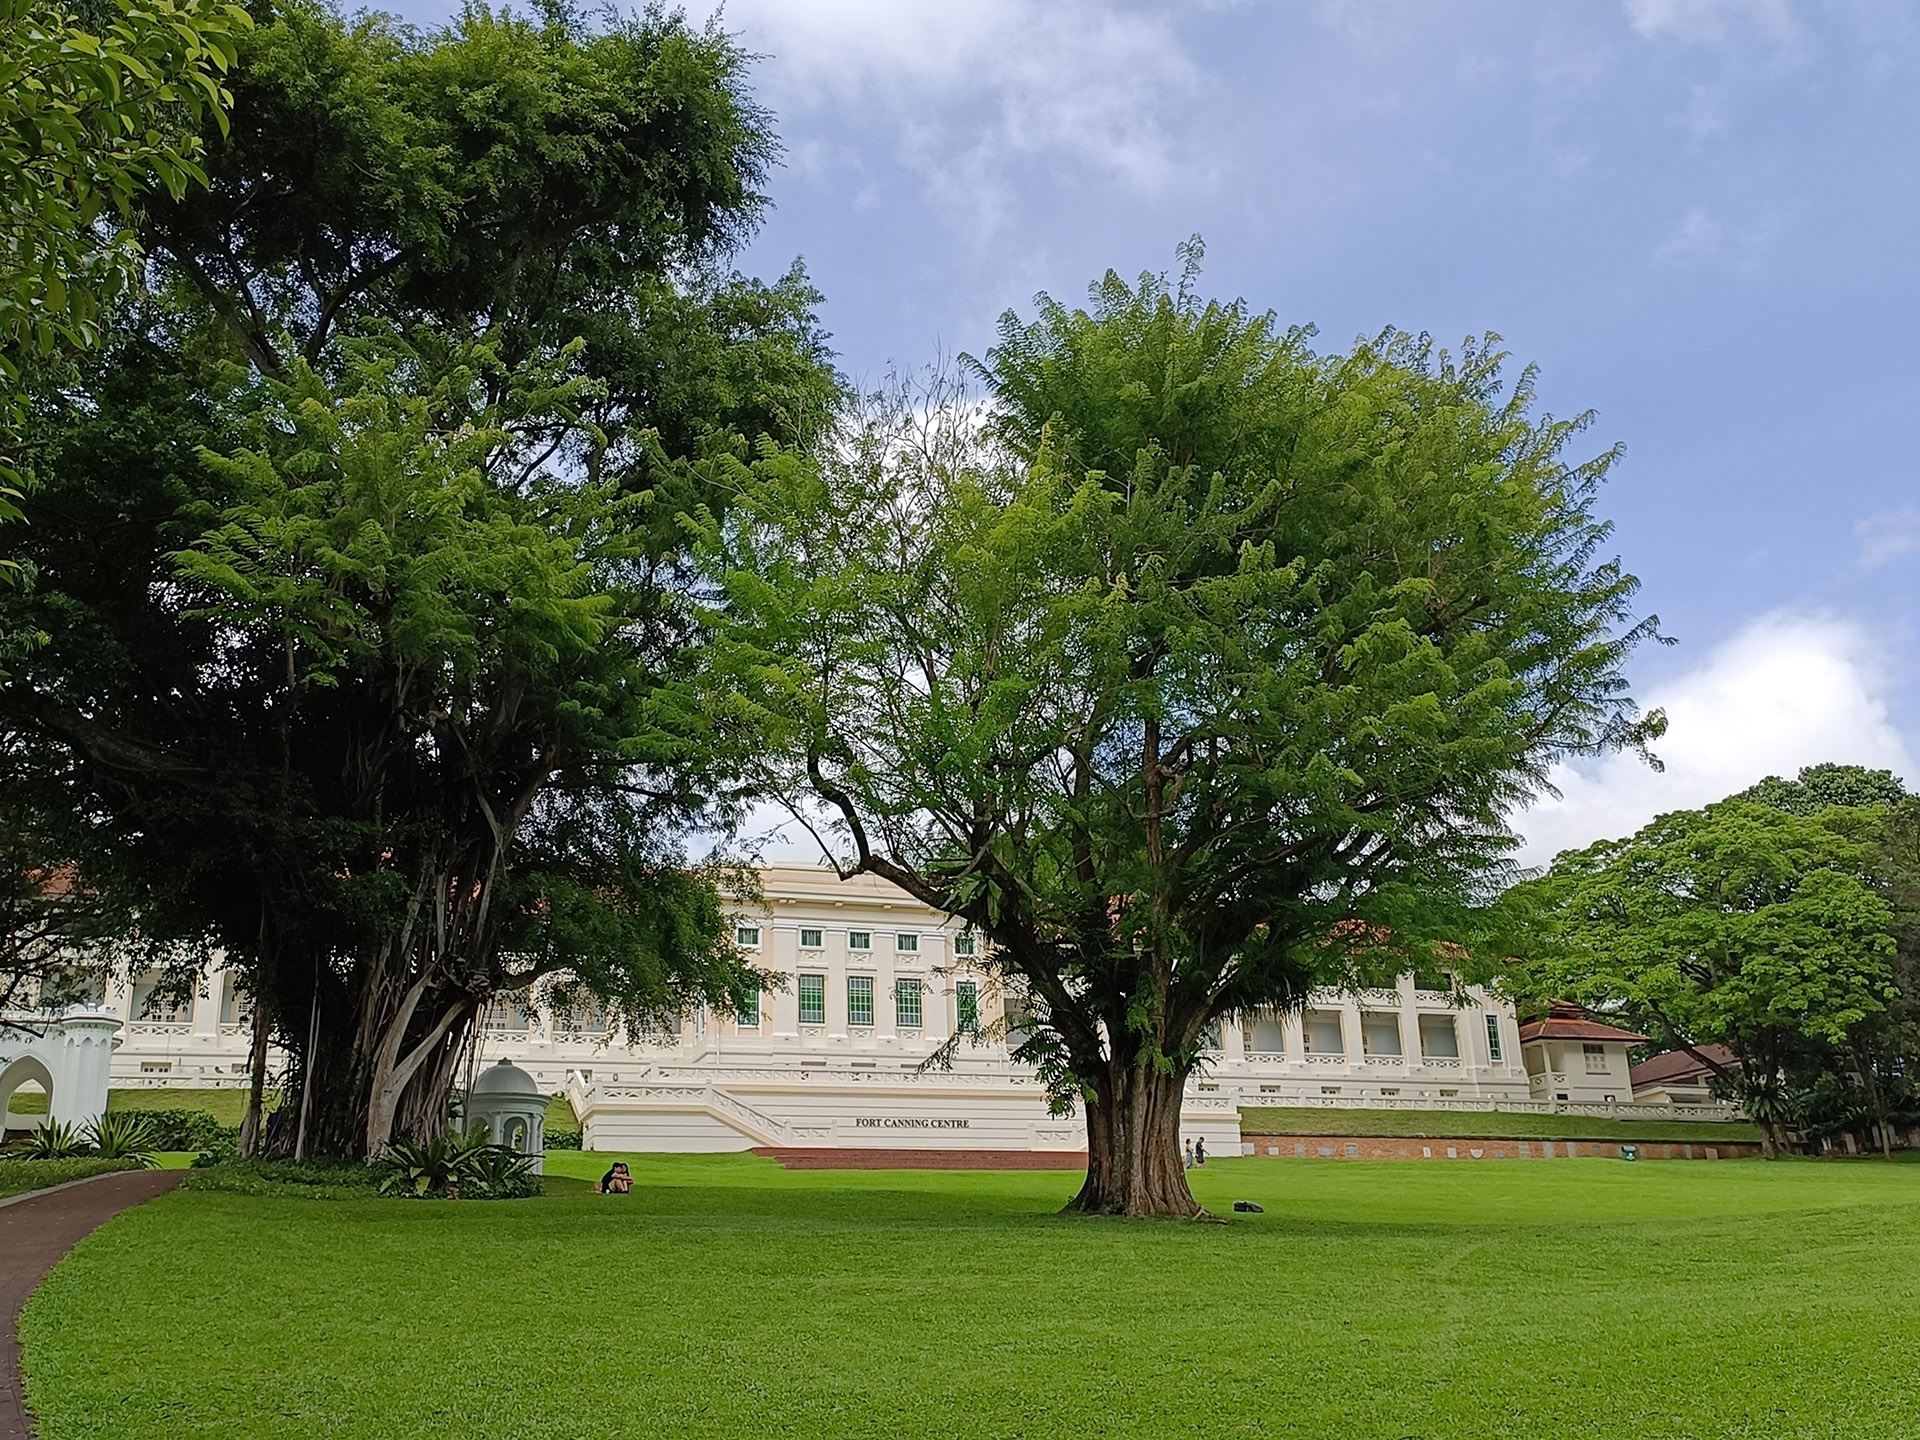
[84,865,1556,1152]
[1518,1003,1649,1105]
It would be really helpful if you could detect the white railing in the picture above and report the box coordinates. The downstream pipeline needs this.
[1420,1056,1463,1070]
[1230,1090,1744,1122]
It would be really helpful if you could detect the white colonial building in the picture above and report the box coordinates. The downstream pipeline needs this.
[61,864,1578,1154]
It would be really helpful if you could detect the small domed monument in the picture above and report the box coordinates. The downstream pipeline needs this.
[465,1058,546,1174]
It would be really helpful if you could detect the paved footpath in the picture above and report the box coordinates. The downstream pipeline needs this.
[0,1170,182,1440]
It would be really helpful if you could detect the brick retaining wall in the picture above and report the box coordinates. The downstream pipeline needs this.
[1241,1133,1763,1161]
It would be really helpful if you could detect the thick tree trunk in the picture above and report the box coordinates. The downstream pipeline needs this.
[236,991,273,1159]
[1067,1063,1201,1218]
[393,1007,476,1144]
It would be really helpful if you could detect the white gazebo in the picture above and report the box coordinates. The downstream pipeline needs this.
[465,1058,546,1174]
[1,1008,122,1134]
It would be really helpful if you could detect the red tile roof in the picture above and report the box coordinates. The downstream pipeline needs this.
[1629,1045,1738,1088]
[1517,1002,1649,1046]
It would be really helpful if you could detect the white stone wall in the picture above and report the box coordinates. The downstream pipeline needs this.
[98,863,1534,1150]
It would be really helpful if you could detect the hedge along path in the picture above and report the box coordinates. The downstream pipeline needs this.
[0,1171,181,1440]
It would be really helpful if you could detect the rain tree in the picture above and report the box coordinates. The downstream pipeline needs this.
[714,255,1664,1216]
[1511,794,1898,1156]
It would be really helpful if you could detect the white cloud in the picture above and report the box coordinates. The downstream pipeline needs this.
[1654,205,1778,266]
[689,0,1206,230]
[1623,0,1797,45]
[1656,206,1726,261]
[1512,613,1916,866]
[1857,505,1920,571]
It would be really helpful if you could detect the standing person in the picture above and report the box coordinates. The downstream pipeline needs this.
[1195,1136,1207,1167]
[1184,1138,1195,1169]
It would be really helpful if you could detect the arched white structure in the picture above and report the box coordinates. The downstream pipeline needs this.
[465,1058,545,1174]
[0,1008,122,1132]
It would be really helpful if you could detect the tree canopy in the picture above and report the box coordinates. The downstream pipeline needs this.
[1510,767,1907,1155]
[0,0,836,1157]
[711,253,1665,1215]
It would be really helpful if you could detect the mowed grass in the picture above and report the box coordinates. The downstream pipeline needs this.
[21,1153,1920,1440]
[1240,1104,1763,1142]
[4,1087,265,1124]
[0,1157,142,1199]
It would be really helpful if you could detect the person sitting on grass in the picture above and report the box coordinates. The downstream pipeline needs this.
[598,1162,633,1194]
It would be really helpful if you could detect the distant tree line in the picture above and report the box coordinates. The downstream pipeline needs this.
[1508,763,1920,1159]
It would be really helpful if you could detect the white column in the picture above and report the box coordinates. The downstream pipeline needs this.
[190,971,221,1037]
[878,943,898,1042]
[1221,1013,1245,1065]
[104,969,134,1023]
[827,931,848,1040]
[1337,999,1362,1065]
[923,942,948,1047]
[770,926,799,1038]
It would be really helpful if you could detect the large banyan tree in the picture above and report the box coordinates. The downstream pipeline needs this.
[1,0,838,1156]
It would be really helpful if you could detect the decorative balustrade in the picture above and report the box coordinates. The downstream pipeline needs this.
[1224,1088,1744,1121]
[1419,1056,1463,1071]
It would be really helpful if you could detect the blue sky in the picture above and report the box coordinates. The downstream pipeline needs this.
[391,0,1919,860]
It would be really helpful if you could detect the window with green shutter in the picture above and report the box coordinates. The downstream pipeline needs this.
[798,973,825,1025]
[956,979,980,1036]
[848,975,874,1027]
[895,978,922,1028]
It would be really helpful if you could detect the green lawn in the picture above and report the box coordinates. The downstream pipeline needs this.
[8,1086,577,1130]
[20,1151,1920,1439]
[4,1087,267,1125]
[0,1157,144,1200]
[1240,1104,1762,1142]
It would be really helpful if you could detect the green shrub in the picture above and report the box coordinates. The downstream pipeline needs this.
[0,1156,142,1198]
[180,1157,384,1200]
[7,1119,90,1159]
[544,1127,582,1150]
[140,1109,235,1152]
[377,1128,541,1200]
[84,1111,159,1165]
[459,1144,541,1200]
